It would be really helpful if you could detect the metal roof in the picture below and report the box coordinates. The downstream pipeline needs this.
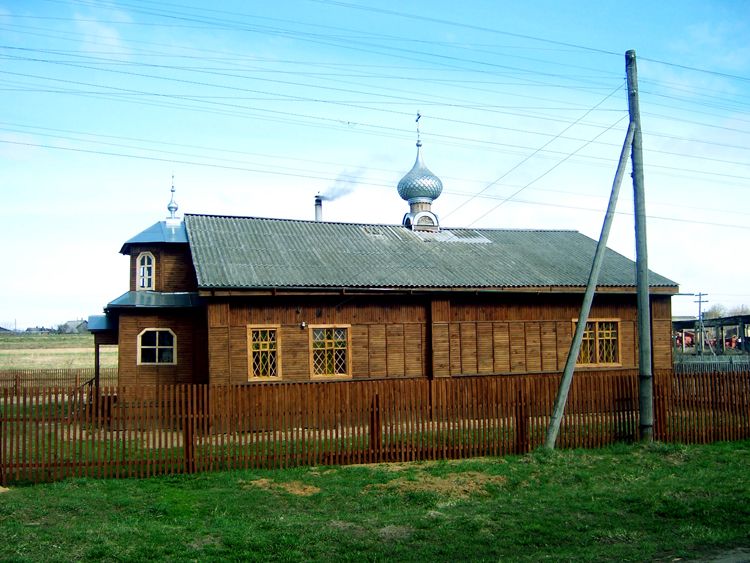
[184,214,678,291]
[106,291,202,309]
[119,220,188,254]
[87,314,115,332]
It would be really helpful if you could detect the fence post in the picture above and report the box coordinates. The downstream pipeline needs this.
[183,406,196,474]
[14,374,20,398]
[0,419,4,486]
[369,393,382,459]
[515,380,529,454]
[653,378,667,441]
[429,379,434,422]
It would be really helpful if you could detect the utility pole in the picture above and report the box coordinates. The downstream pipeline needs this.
[695,292,709,355]
[626,50,653,443]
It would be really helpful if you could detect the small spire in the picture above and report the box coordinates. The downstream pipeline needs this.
[167,175,178,218]
[166,175,181,227]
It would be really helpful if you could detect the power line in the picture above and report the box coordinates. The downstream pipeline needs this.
[5,133,747,232]
[442,84,625,221]
[467,115,629,226]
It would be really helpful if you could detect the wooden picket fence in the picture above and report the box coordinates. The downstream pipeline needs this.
[0,368,118,391]
[1,369,749,485]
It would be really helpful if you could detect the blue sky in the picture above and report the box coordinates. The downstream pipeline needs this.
[1,0,749,329]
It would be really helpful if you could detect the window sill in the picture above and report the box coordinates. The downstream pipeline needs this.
[310,374,352,381]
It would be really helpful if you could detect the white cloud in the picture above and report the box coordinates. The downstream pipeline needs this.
[670,19,750,73]
[73,5,132,60]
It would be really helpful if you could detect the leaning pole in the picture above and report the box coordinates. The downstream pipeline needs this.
[544,121,635,449]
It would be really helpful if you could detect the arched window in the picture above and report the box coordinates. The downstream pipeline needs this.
[137,328,176,365]
[137,252,155,290]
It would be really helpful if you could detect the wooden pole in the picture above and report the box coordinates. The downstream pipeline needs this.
[544,121,635,449]
[626,49,654,442]
[0,419,4,486]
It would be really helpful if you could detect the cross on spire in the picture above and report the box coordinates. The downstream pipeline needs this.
[416,111,422,147]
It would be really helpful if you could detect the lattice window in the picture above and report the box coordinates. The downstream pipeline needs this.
[311,326,349,377]
[597,321,619,363]
[249,327,279,379]
[578,322,597,364]
[575,320,620,366]
[138,328,176,365]
[137,252,155,290]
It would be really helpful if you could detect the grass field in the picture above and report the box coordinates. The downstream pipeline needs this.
[0,333,117,370]
[1,440,748,562]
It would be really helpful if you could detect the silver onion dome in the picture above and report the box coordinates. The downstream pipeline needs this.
[397,141,443,202]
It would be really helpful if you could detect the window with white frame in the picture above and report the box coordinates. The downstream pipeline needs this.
[137,252,155,290]
[138,328,176,365]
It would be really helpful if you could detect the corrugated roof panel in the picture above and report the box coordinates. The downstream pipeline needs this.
[184,214,678,291]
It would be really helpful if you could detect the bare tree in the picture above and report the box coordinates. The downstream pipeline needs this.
[728,304,750,316]
[703,304,727,319]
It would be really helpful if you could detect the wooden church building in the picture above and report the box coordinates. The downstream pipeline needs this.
[89,139,678,386]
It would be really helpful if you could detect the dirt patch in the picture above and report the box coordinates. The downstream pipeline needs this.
[240,478,320,496]
[329,520,366,537]
[378,525,413,542]
[280,481,320,496]
[684,547,750,563]
[0,487,9,494]
[188,535,219,550]
[367,471,506,499]
[357,462,413,472]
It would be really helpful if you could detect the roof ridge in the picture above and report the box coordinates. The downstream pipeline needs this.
[184,213,579,233]
[185,213,402,228]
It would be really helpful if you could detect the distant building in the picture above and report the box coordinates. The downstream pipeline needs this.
[59,320,89,334]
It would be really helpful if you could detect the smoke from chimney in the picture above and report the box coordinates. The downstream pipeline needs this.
[319,167,366,202]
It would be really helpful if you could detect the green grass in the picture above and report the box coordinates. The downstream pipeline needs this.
[1,440,749,562]
[0,334,95,350]
[0,333,117,369]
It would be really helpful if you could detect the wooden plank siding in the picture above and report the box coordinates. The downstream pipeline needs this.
[128,244,197,293]
[118,311,207,387]
[198,294,672,384]
[115,294,672,385]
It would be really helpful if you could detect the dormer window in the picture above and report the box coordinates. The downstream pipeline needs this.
[137,252,155,290]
